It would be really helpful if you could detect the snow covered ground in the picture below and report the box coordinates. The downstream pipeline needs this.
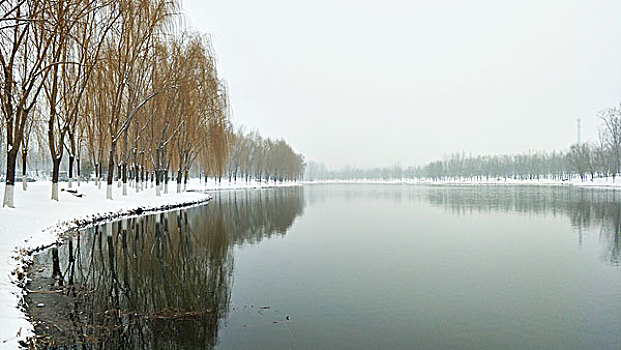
[0,178,300,348]
[303,176,621,189]
[188,177,303,191]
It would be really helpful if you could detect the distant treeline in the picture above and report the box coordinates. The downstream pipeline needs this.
[223,128,305,184]
[306,105,621,182]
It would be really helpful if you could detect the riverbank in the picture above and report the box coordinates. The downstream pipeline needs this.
[302,176,621,189]
[0,178,300,348]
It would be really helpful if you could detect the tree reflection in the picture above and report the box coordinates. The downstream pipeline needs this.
[210,187,305,245]
[304,184,621,265]
[25,187,305,349]
[423,186,621,265]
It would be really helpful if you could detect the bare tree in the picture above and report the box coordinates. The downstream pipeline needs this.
[1,0,57,206]
[599,106,621,181]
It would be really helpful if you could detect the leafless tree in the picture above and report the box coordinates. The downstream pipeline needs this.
[1,0,57,206]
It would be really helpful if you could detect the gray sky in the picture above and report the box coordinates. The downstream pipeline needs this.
[182,0,621,168]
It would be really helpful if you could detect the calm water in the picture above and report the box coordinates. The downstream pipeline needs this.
[26,184,621,349]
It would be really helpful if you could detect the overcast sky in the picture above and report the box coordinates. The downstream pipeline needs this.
[181,0,621,168]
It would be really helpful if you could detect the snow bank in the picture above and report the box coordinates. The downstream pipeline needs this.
[187,177,302,191]
[0,178,300,348]
[303,176,621,189]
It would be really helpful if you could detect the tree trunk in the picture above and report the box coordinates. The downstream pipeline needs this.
[68,155,74,188]
[22,149,27,191]
[155,148,162,196]
[133,150,138,192]
[177,169,182,193]
[155,170,161,196]
[164,170,169,194]
[3,149,18,207]
[95,161,99,186]
[136,166,141,193]
[141,167,146,191]
[106,143,116,199]
[76,157,81,187]
[51,159,60,201]
[122,163,128,196]
[98,162,103,189]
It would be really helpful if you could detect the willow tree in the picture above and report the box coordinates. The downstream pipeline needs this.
[99,0,178,199]
[143,40,169,196]
[63,1,118,190]
[222,129,304,184]
[172,35,230,192]
[43,0,118,200]
[172,36,203,193]
[0,0,56,207]
[83,64,112,189]
[18,109,37,191]
[201,115,228,184]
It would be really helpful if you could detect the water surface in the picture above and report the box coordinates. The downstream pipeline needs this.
[26,184,621,349]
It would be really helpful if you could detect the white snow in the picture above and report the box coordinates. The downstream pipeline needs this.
[302,176,621,189]
[191,177,301,191]
[0,177,300,348]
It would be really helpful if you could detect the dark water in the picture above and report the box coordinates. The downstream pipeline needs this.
[25,184,621,349]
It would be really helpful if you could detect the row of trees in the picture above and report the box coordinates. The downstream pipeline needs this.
[305,104,621,182]
[305,150,571,182]
[224,128,305,184]
[0,0,304,207]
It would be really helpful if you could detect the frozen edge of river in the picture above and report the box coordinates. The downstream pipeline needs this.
[0,179,301,348]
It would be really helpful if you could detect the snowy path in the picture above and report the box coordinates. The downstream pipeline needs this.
[0,178,299,348]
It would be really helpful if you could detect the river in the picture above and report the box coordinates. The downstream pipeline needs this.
[25,184,621,349]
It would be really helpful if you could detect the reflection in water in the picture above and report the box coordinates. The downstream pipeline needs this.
[24,185,621,349]
[308,184,621,265]
[212,188,306,245]
[422,186,621,265]
[307,184,621,265]
[26,187,305,349]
